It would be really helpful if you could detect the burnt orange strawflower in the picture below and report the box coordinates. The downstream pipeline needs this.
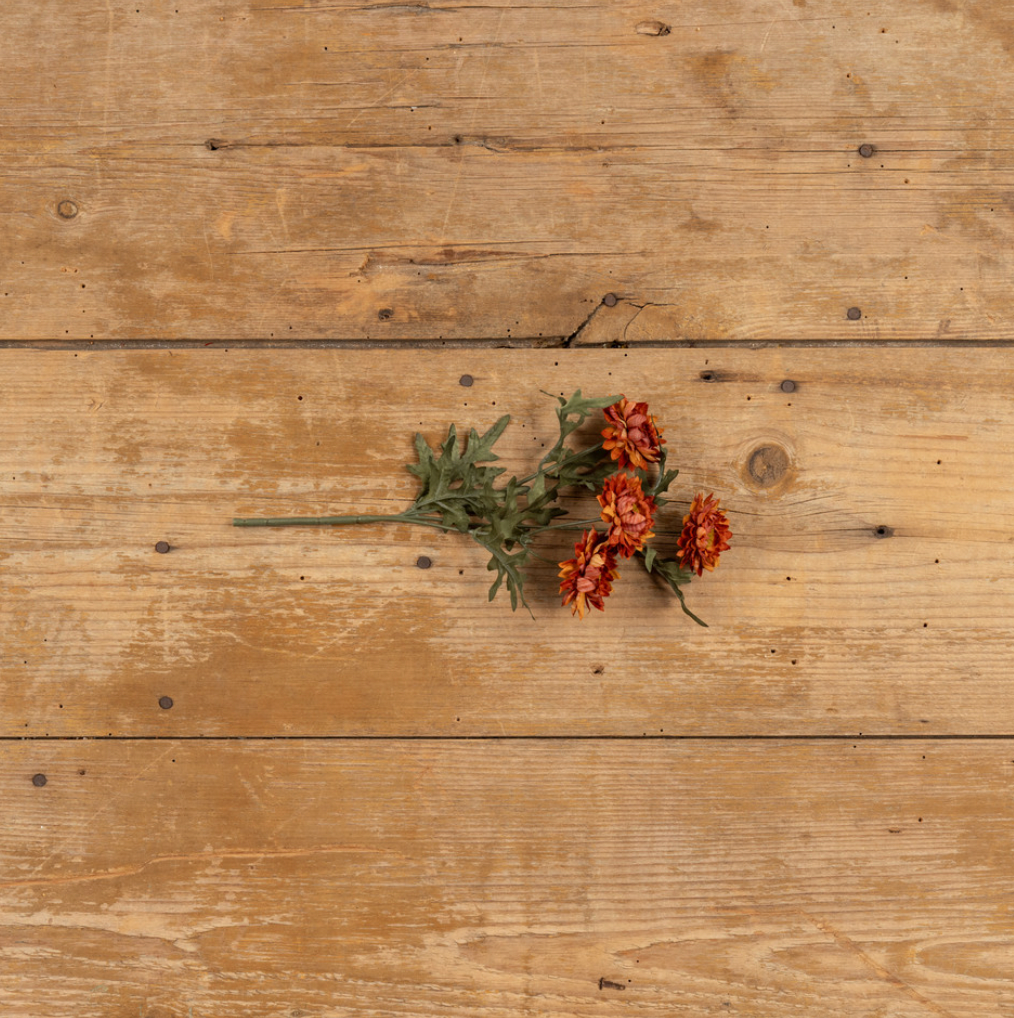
[601,396,666,471]
[676,492,732,577]
[558,529,619,619]
[597,472,657,558]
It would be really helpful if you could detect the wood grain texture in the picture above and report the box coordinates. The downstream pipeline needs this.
[3,346,1013,736]
[3,0,1014,339]
[3,739,1014,1018]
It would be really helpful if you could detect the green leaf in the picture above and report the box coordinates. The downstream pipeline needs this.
[408,414,512,513]
[550,443,616,492]
[433,499,471,533]
[648,447,680,500]
[468,414,511,463]
[523,503,567,529]
[549,390,622,445]
[528,391,622,483]
[544,389,623,419]
[528,471,546,504]
[653,557,695,588]
[643,546,657,573]
[472,529,533,617]
[442,422,460,461]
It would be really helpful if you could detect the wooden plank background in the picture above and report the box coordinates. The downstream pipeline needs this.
[3,0,1014,340]
[5,740,1014,1018]
[4,1,1014,1016]
[3,347,1013,737]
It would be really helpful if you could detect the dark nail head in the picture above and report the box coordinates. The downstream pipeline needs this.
[700,370,716,382]
[378,308,393,320]
[874,525,893,539]
[155,541,170,554]
[159,696,174,710]
[602,293,618,307]
[780,379,796,392]
[416,556,432,569]
[32,773,47,787]
[846,306,862,320]
[858,143,874,158]
[459,374,474,387]
[57,200,78,219]
[205,138,221,151]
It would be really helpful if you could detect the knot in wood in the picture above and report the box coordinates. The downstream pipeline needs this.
[747,444,790,486]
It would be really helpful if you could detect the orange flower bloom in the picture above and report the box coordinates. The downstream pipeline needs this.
[558,530,619,619]
[598,472,657,558]
[676,492,732,577]
[601,396,666,470]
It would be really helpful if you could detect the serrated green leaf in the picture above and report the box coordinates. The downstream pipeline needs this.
[407,415,513,518]
[652,472,680,498]
[528,472,546,504]
[473,532,531,613]
[441,423,460,461]
[553,392,621,447]
[545,389,623,419]
[524,503,566,528]
[548,444,612,491]
[434,499,471,532]
[647,447,680,498]
[468,414,510,463]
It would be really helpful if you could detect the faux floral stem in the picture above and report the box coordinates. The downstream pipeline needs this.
[230,390,729,621]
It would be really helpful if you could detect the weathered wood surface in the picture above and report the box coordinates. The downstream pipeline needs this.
[3,739,1013,1018]
[3,0,1014,340]
[3,346,1012,736]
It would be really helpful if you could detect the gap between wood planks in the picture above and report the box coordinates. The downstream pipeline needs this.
[5,735,1014,741]
[4,339,1014,350]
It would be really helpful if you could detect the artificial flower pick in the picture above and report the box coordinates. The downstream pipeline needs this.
[233,391,731,624]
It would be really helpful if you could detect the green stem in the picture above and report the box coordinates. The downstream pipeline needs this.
[232,513,455,532]
[535,518,604,532]
[527,549,565,566]
[411,491,486,512]
[519,442,606,487]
